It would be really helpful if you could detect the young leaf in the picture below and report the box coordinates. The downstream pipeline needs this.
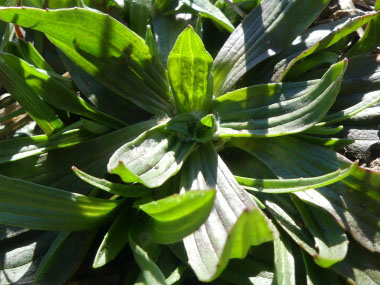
[139,190,216,244]
[236,161,358,193]
[0,175,121,231]
[212,0,330,95]
[0,7,173,115]
[180,144,275,281]
[108,124,197,188]
[215,60,347,137]
[72,167,152,197]
[168,26,213,114]
[127,0,153,37]
[0,56,63,135]
[93,205,133,268]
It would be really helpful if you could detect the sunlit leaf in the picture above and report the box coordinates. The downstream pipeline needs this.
[139,190,216,244]
[168,26,213,114]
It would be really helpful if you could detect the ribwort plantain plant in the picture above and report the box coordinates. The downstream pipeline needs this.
[0,0,380,284]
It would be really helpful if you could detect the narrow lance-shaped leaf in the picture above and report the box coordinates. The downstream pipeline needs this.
[93,204,134,268]
[181,144,276,281]
[108,124,197,188]
[277,11,380,81]
[0,55,63,135]
[0,128,94,165]
[214,60,347,137]
[72,167,152,197]
[0,52,126,129]
[0,7,173,115]
[232,136,380,254]
[273,233,296,285]
[139,190,216,244]
[0,175,121,231]
[129,233,167,285]
[168,26,213,113]
[292,196,349,268]
[236,161,358,194]
[5,38,54,71]
[212,0,330,95]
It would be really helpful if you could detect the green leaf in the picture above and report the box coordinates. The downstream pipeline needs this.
[0,175,121,231]
[129,233,167,285]
[345,2,380,58]
[168,26,213,114]
[292,196,349,268]
[301,251,344,285]
[181,144,275,281]
[152,15,190,68]
[0,55,63,135]
[236,161,358,193]
[72,167,152,197]
[257,193,318,258]
[212,0,330,95]
[331,239,380,284]
[93,205,133,268]
[195,113,217,142]
[302,125,343,135]
[108,124,196,188]
[0,52,126,129]
[127,0,153,37]
[139,190,216,244]
[273,234,295,285]
[0,120,157,195]
[215,60,347,137]
[5,39,54,71]
[35,231,96,283]
[294,134,354,151]
[233,136,380,254]
[0,229,56,284]
[179,0,234,32]
[0,128,94,165]
[0,7,173,115]
[276,11,380,81]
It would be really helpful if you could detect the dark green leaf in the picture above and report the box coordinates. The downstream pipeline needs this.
[212,0,330,95]
[277,11,380,81]
[35,231,96,283]
[127,0,153,37]
[0,52,126,129]
[93,205,133,268]
[0,175,121,231]
[0,55,63,135]
[168,26,213,114]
